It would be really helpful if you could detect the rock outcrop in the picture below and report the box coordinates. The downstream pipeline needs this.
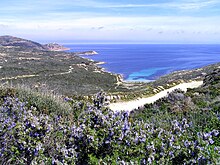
[44,43,70,51]
[75,51,98,55]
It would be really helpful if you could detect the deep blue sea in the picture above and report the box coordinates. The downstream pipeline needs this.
[65,44,220,81]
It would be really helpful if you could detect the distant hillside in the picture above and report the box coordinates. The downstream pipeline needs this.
[0,35,70,51]
[0,35,46,50]
[149,63,220,89]
[44,43,70,51]
[0,45,122,96]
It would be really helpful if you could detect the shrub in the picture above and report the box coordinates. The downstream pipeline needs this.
[0,86,219,164]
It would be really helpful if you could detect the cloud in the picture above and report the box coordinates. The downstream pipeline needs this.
[0,24,9,29]
[1,0,218,16]
[2,16,219,36]
[0,0,219,27]
[85,0,219,10]
[173,0,219,10]
[97,26,104,30]
[91,26,105,30]
[0,0,219,43]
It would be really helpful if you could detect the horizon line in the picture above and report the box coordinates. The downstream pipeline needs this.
[60,42,220,45]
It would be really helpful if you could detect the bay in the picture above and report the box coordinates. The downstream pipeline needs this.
[65,44,220,81]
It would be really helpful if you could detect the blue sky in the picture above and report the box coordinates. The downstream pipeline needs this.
[0,0,220,43]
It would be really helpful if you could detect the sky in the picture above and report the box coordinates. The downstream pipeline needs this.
[0,0,220,44]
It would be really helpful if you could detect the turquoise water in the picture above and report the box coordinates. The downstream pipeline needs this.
[126,67,171,81]
[66,44,220,81]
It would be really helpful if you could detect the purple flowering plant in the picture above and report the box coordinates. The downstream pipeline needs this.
[0,86,219,164]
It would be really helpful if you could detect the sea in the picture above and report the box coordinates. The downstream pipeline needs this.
[65,44,220,82]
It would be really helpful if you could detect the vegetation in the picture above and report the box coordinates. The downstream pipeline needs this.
[0,35,46,50]
[0,69,219,164]
[0,45,121,96]
[150,62,220,88]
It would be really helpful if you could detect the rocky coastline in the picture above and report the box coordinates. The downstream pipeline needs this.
[44,43,70,51]
[74,50,98,56]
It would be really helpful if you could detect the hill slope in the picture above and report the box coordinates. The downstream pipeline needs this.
[0,35,46,50]
[0,45,120,96]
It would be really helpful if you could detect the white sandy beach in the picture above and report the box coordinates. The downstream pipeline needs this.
[109,81,203,112]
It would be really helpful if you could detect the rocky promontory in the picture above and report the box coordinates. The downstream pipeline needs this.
[75,51,98,56]
[44,43,70,51]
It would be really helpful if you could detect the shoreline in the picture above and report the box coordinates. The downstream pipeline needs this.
[125,79,155,83]
[65,45,220,90]
[95,61,106,65]
[108,81,203,112]
[65,44,220,85]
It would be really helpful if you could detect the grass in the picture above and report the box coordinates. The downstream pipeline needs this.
[0,84,73,118]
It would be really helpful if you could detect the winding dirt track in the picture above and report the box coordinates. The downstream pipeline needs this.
[109,81,203,112]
